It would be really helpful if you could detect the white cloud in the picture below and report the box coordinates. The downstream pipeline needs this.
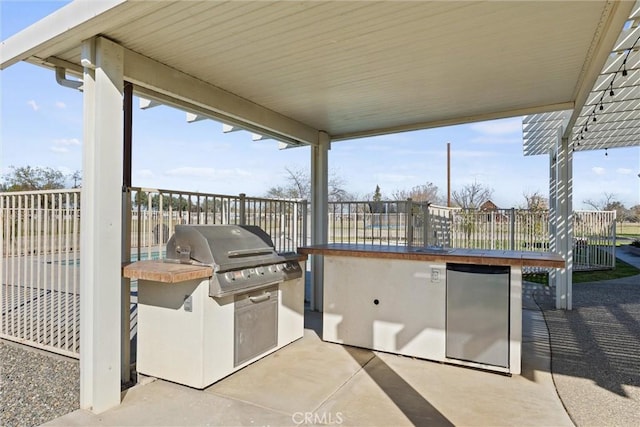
[592,167,606,175]
[137,169,154,178]
[50,146,69,153]
[27,100,39,111]
[55,101,66,109]
[165,166,252,179]
[52,138,81,146]
[470,118,522,135]
[616,168,633,175]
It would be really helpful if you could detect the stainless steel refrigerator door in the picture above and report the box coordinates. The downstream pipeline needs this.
[446,264,510,368]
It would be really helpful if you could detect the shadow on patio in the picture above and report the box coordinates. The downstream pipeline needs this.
[534,247,640,426]
[42,308,572,427]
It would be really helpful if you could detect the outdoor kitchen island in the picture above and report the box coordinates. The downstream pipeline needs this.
[298,244,564,375]
[123,225,307,389]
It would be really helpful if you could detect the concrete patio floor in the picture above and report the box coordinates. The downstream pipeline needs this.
[44,306,572,427]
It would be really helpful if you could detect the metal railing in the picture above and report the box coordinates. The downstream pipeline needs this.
[128,187,307,261]
[326,200,452,247]
[1,189,81,358]
[0,187,306,358]
[1,188,617,358]
[327,201,616,271]
[573,210,617,270]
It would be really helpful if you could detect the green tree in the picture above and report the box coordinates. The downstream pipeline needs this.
[373,185,382,202]
[2,165,67,191]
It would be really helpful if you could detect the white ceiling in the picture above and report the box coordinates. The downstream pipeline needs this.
[1,0,636,145]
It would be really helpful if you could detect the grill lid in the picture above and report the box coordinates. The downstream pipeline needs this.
[166,224,279,270]
[165,224,303,298]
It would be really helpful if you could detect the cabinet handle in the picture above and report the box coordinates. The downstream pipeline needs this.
[249,292,271,303]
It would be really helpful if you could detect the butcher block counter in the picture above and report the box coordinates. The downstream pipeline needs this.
[297,244,565,268]
[123,260,213,283]
[298,244,564,375]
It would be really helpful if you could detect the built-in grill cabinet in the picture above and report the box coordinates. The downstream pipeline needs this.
[135,225,306,389]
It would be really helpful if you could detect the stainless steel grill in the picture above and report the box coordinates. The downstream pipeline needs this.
[166,224,303,298]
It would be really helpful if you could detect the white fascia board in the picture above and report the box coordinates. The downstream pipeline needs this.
[332,102,574,142]
[0,0,127,70]
[121,44,318,146]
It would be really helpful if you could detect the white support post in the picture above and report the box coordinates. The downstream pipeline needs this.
[80,37,124,413]
[548,148,557,301]
[310,132,330,312]
[552,129,573,310]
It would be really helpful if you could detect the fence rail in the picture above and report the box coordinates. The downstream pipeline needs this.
[1,188,617,358]
[1,189,81,357]
[128,187,307,261]
[326,201,616,271]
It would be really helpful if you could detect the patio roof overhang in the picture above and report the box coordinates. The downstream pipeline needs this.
[2,0,638,414]
[524,2,640,156]
[1,0,635,146]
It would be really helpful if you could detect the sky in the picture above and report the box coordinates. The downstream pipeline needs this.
[1,1,639,210]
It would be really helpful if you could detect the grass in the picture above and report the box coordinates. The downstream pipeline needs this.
[523,257,640,285]
[617,222,640,238]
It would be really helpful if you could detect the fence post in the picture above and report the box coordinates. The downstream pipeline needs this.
[303,200,309,246]
[239,193,246,225]
[510,208,516,251]
[406,198,414,247]
[423,202,431,247]
[612,211,617,269]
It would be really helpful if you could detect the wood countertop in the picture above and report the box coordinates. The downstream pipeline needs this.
[298,244,565,268]
[122,260,213,283]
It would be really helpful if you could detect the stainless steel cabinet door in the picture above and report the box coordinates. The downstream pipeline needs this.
[446,264,510,368]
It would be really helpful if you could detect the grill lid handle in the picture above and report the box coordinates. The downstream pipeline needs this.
[175,245,192,263]
[227,248,274,258]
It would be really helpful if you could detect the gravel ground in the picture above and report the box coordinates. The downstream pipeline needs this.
[0,341,79,427]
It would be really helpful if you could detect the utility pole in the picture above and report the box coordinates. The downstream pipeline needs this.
[447,142,451,207]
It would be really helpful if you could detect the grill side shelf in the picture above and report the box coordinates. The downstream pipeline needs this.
[122,260,213,284]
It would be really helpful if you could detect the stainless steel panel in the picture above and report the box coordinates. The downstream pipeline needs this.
[166,224,279,269]
[234,286,278,367]
[446,264,510,368]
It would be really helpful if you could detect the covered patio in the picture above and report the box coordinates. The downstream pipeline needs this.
[1,0,639,417]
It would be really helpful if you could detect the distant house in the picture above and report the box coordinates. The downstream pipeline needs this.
[480,200,499,211]
[479,200,509,222]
